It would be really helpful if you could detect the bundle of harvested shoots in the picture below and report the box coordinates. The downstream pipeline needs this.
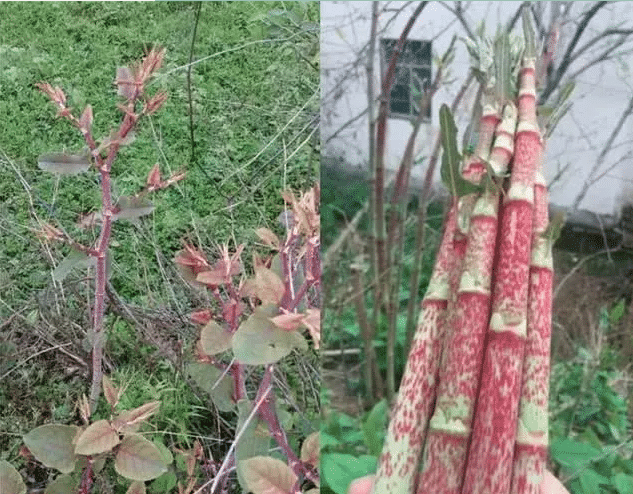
[372,9,570,494]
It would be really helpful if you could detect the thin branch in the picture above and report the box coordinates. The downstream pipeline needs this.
[440,1,475,40]
[566,33,632,81]
[572,91,633,210]
[324,106,370,145]
[541,1,608,103]
[570,27,633,64]
[187,2,202,165]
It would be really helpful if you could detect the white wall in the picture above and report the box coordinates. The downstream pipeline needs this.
[321,1,633,215]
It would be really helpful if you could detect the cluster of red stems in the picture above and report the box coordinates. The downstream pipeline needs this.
[373,24,555,494]
[33,46,320,492]
[173,186,320,492]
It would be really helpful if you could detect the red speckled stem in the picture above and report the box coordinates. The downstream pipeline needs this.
[416,104,516,494]
[462,94,501,182]
[462,58,541,494]
[372,200,464,494]
[510,171,552,494]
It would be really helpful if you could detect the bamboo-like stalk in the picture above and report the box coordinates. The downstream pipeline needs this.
[461,56,541,494]
[462,93,501,183]
[415,103,516,494]
[404,72,475,354]
[510,170,552,494]
[371,202,462,494]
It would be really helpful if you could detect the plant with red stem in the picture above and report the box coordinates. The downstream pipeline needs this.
[175,186,320,493]
[34,47,184,412]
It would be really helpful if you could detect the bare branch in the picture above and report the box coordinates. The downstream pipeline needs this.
[540,1,608,104]
[439,1,475,40]
[567,34,632,81]
[572,91,633,210]
[571,27,633,63]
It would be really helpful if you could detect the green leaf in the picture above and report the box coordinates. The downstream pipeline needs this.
[494,33,512,100]
[321,454,377,494]
[610,299,626,324]
[362,399,388,456]
[613,473,633,494]
[236,399,271,491]
[114,434,168,481]
[23,424,80,474]
[550,438,601,471]
[37,152,91,175]
[522,5,536,59]
[199,320,232,356]
[52,249,91,283]
[186,362,235,412]
[113,196,154,223]
[319,432,341,450]
[556,80,576,108]
[579,468,610,493]
[148,472,177,494]
[232,305,308,365]
[44,474,78,494]
[439,105,479,198]
[125,481,146,494]
[0,460,26,494]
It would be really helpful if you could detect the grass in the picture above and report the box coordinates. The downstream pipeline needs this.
[0,2,318,490]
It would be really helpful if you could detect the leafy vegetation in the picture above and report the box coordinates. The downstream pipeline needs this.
[0,2,318,493]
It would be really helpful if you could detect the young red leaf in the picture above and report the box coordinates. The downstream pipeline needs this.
[244,265,285,305]
[196,268,227,287]
[145,91,168,115]
[270,311,305,332]
[164,170,186,187]
[301,432,319,468]
[174,245,209,286]
[190,309,213,325]
[74,420,120,456]
[116,66,138,100]
[35,82,66,106]
[38,152,91,175]
[255,227,280,250]
[102,375,119,408]
[147,163,161,188]
[79,104,93,133]
[112,401,161,434]
[302,308,320,349]
[76,211,102,229]
[38,223,65,242]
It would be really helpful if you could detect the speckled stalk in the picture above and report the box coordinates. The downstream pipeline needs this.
[415,104,516,494]
[461,58,541,494]
[462,94,501,182]
[510,171,552,494]
[372,200,464,494]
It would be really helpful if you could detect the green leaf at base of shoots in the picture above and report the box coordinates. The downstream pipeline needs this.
[439,104,481,198]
